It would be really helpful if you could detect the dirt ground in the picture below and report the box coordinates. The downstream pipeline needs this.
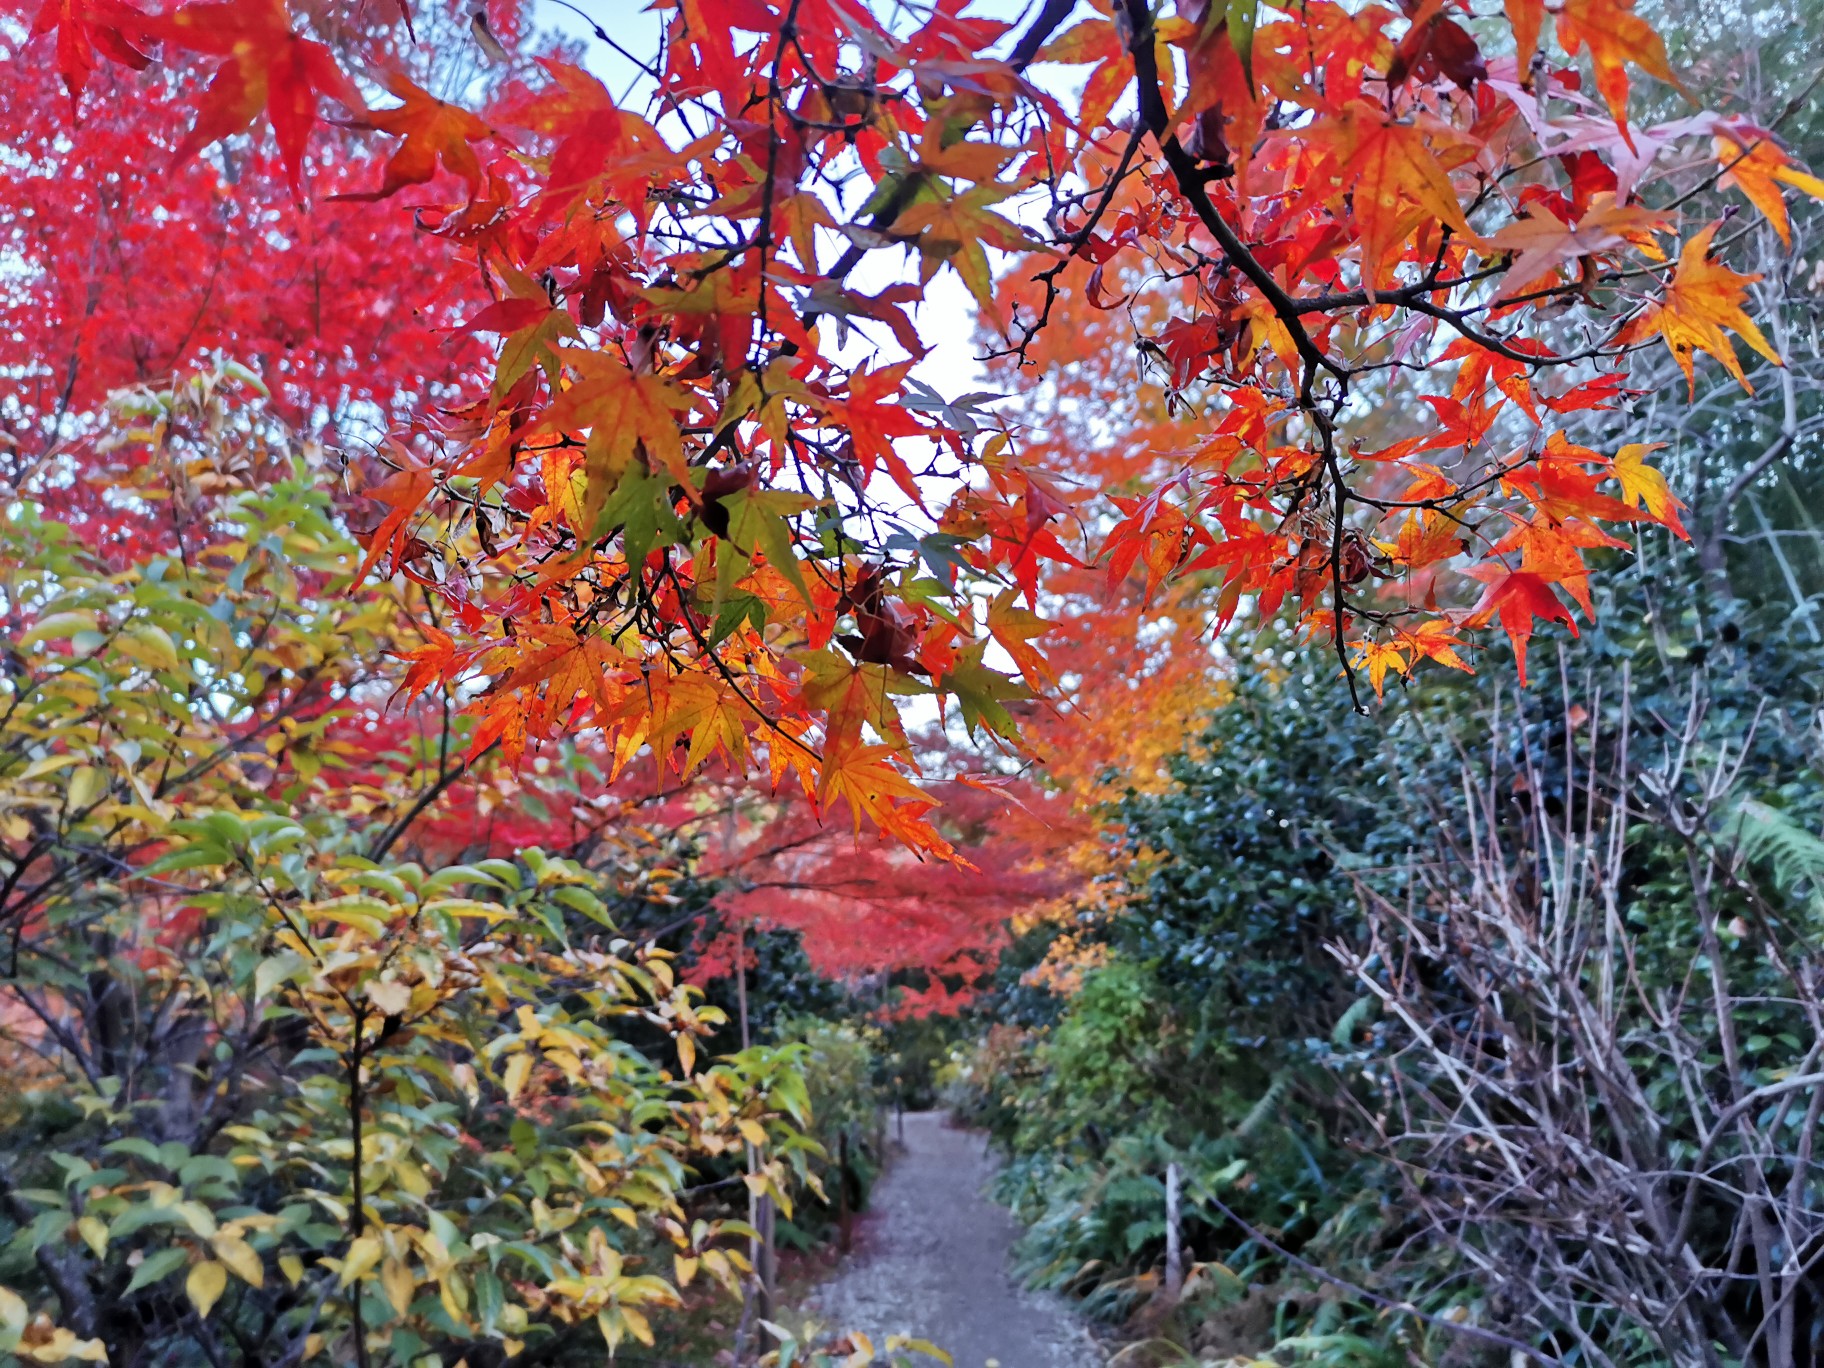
[795,1111,1102,1368]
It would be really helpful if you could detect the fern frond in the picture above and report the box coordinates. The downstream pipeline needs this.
[1729,799,1824,913]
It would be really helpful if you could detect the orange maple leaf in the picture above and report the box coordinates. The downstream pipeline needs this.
[1554,0,1678,143]
[1376,510,1466,569]
[1310,102,1472,287]
[540,351,693,499]
[1716,132,1824,247]
[816,738,959,863]
[1620,222,1782,396]
[1037,17,1121,64]
[354,458,434,586]
[1480,199,1667,298]
[337,73,491,202]
[389,624,460,708]
[1400,619,1474,673]
[1503,0,1545,72]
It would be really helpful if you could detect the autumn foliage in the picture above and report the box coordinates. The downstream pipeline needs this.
[6,0,1824,1359]
[12,0,1823,879]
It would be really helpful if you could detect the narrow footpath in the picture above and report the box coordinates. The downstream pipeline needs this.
[798,1112,1102,1368]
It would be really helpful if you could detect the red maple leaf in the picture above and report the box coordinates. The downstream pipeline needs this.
[148,0,362,192]
[1464,568,1579,684]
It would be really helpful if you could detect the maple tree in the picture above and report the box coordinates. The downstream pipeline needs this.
[19,0,1818,869]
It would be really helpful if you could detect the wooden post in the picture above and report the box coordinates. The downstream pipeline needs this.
[1163,1160,1185,1306]
[837,1128,854,1253]
[756,1194,777,1321]
[732,925,775,1346]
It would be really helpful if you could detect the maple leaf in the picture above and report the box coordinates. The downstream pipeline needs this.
[816,738,958,863]
[1464,567,1579,684]
[1715,131,1824,247]
[1480,199,1668,298]
[649,673,749,777]
[1504,0,1545,72]
[1386,0,1486,91]
[1611,442,1688,538]
[149,0,363,191]
[1076,56,1132,132]
[1518,434,1648,529]
[540,351,693,514]
[1350,639,1408,699]
[389,624,460,708]
[889,185,1047,322]
[354,458,434,586]
[1554,0,1678,143]
[32,0,152,110]
[489,620,624,735]
[466,692,530,764]
[1400,619,1473,673]
[817,362,929,508]
[507,60,671,213]
[798,652,912,761]
[987,590,1055,690]
[336,73,491,202]
[1619,222,1782,396]
[596,460,688,572]
[939,641,1031,742]
[1309,102,1472,286]
[1376,510,1466,569]
[718,488,819,602]
[1037,17,1121,64]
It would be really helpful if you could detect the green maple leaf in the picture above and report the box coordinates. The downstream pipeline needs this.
[940,641,1030,741]
[721,487,819,602]
[598,461,685,571]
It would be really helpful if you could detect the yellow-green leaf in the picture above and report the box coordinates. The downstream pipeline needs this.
[502,1052,533,1102]
[210,1231,263,1288]
[75,1217,108,1259]
[18,612,100,648]
[339,1233,383,1287]
[186,1260,228,1318]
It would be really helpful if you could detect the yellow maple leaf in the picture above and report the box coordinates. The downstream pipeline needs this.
[1611,442,1688,538]
[1350,640,1409,699]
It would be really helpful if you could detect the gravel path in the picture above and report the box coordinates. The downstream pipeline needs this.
[798,1111,1102,1368]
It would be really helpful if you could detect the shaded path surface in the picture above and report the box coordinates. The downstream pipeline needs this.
[800,1112,1101,1368]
